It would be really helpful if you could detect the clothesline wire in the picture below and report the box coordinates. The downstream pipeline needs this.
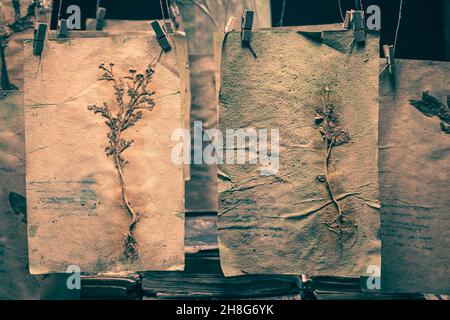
[166,0,174,33]
[279,0,287,26]
[57,0,63,20]
[159,0,171,34]
[393,0,404,54]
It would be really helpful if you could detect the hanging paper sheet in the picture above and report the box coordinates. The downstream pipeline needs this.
[379,59,450,294]
[217,28,381,276]
[24,35,185,274]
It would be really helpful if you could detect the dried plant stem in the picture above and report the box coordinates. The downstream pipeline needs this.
[88,60,157,262]
[315,87,357,251]
[114,135,139,260]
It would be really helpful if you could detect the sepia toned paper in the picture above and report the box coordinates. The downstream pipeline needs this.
[379,59,450,294]
[48,29,191,182]
[24,35,185,274]
[0,91,40,299]
[217,28,380,276]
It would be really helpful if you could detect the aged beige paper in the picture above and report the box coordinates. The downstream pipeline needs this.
[0,91,40,299]
[379,59,450,294]
[218,29,380,276]
[0,92,79,299]
[48,29,191,182]
[24,35,185,274]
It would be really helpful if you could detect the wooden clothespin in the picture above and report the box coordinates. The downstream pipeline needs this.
[95,7,106,31]
[241,10,254,44]
[225,16,237,33]
[169,3,181,30]
[383,45,395,74]
[57,19,68,38]
[343,10,354,29]
[33,22,47,55]
[151,21,172,52]
[352,10,366,43]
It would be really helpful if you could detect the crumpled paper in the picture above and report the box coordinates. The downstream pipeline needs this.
[217,27,381,277]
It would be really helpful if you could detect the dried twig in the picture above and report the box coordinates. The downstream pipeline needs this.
[314,87,358,251]
[87,62,157,262]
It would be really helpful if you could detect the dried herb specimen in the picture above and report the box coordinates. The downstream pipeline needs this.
[87,62,156,262]
[409,91,450,134]
[314,87,357,250]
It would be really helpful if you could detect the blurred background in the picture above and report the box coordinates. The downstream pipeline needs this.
[50,0,449,61]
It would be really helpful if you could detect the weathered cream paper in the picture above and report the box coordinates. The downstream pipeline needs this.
[379,59,450,294]
[24,35,185,274]
[48,29,191,182]
[0,91,40,299]
[218,29,380,276]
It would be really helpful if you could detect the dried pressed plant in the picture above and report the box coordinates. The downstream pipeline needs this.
[314,87,358,250]
[87,62,156,262]
[410,91,450,134]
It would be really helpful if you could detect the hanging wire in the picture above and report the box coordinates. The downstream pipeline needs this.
[393,0,404,54]
[164,0,174,33]
[159,0,168,30]
[278,0,287,26]
[189,0,219,30]
[57,0,63,21]
[380,0,404,75]
[337,0,344,22]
